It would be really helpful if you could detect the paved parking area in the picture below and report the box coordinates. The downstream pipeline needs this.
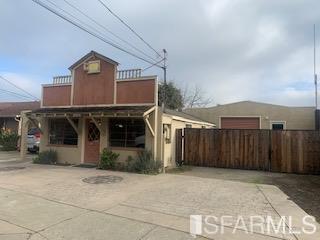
[0,151,33,165]
[0,152,319,239]
[173,166,320,223]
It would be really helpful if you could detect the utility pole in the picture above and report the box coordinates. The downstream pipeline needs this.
[314,24,318,109]
[162,49,167,109]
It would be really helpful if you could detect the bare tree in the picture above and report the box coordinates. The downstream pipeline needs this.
[182,84,213,109]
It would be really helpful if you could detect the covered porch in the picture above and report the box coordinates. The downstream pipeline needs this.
[21,106,159,165]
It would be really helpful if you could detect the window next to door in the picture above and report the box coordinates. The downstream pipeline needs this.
[109,118,145,148]
[49,119,78,145]
[271,121,286,130]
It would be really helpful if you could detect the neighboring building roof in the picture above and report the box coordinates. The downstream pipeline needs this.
[190,100,315,110]
[0,101,40,117]
[69,50,119,70]
[164,108,214,125]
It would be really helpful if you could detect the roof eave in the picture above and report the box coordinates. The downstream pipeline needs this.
[68,51,119,70]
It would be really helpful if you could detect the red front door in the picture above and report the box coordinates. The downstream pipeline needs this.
[84,119,100,164]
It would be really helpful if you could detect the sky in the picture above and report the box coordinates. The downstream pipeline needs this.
[0,0,319,107]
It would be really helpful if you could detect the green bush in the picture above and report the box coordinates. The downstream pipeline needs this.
[98,148,162,174]
[98,148,120,170]
[126,155,136,172]
[0,130,19,151]
[129,150,162,174]
[33,149,57,164]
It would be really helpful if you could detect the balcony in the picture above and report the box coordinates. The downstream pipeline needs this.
[53,75,72,84]
[117,69,142,80]
[51,69,143,85]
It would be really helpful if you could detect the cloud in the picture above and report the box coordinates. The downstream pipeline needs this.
[0,72,41,102]
[0,0,319,106]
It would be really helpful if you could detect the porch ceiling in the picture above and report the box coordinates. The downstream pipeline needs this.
[27,106,153,117]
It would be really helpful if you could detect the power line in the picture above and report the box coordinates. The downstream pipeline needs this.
[0,88,36,100]
[44,0,128,51]
[97,0,162,58]
[32,0,163,67]
[142,58,164,72]
[62,0,157,62]
[0,75,39,100]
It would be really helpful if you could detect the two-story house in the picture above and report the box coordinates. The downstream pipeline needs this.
[20,51,214,168]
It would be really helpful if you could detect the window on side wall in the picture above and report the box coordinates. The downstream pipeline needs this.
[271,121,285,130]
[109,118,145,148]
[49,119,78,145]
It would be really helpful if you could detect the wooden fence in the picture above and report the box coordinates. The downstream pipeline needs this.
[176,128,320,174]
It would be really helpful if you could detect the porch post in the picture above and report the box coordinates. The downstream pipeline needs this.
[154,106,158,161]
[20,111,29,160]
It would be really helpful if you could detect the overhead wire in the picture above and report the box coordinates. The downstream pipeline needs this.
[0,88,36,100]
[97,0,162,58]
[31,0,163,67]
[0,75,39,100]
[44,0,128,51]
[62,0,158,62]
[142,59,165,72]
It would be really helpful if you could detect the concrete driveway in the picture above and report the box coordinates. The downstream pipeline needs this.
[0,152,319,240]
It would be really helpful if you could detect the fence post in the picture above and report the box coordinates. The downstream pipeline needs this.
[176,129,183,166]
[268,130,272,172]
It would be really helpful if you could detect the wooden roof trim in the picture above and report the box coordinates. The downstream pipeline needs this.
[68,50,119,70]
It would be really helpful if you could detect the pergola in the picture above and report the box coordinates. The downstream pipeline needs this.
[20,105,158,160]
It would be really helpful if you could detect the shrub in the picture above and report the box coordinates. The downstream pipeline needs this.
[126,155,136,172]
[33,149,57,164]
[129,150,162,174]
[0,130,19,151]
[98,148,120,170]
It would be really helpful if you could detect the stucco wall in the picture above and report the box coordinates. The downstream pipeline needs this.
[185,101,315,130]
[39,116,153,165]
[38,108,212,167]
[162,114,212,168]
[39,117,83,165]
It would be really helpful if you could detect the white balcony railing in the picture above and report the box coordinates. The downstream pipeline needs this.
[117,69,141,80]
[53,75,72,84]
[52,69,142,84]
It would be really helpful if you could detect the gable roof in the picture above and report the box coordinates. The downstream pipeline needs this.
[164,108,214,125]
[68,51,119,70]
[0,101,40,117]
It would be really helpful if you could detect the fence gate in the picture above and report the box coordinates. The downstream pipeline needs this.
[176,128,320,174]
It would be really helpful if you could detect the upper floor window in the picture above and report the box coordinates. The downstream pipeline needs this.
[109,118,145,148]
[49,119,78,145]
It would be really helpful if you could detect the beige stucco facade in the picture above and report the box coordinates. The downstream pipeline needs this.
[185,101,316,130]
[37,112,157,165]
[21,106,214,168]
[161,113,214,168]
